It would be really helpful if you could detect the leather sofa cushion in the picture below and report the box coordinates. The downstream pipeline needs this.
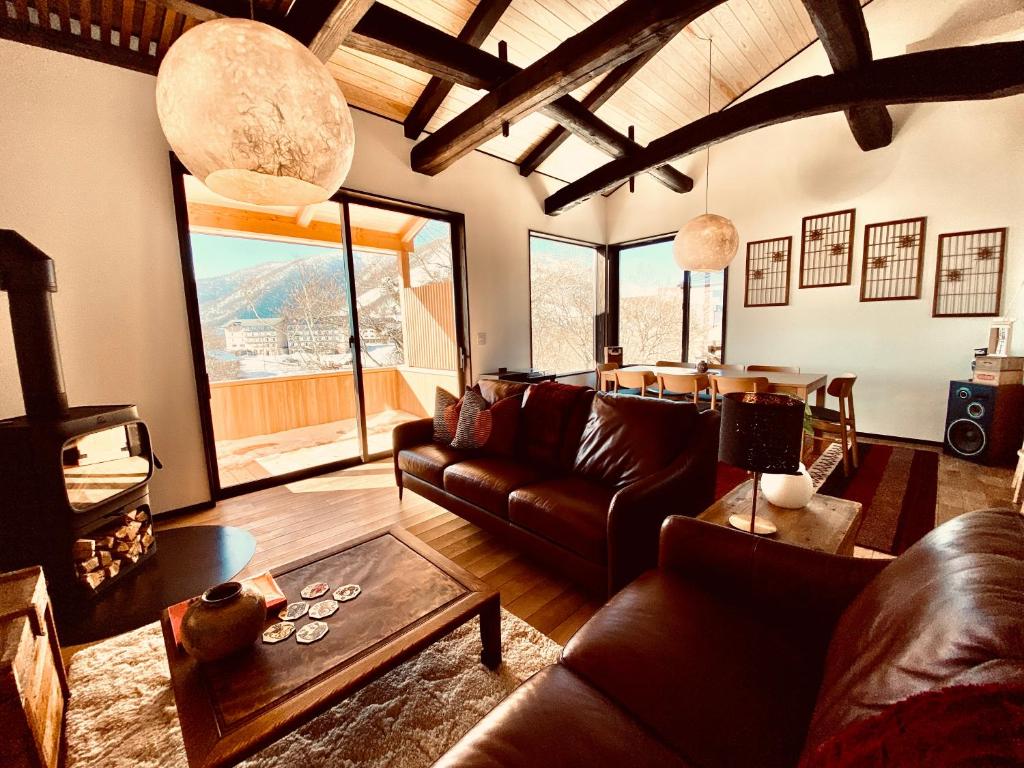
[562,570,823,768]
[431,665,694,768]
[443,458,548,519]
[519,382,595,469]
[574,393,696,489]
[508,476,613,564]
[804,508,1024,752]
[398,444,469,487]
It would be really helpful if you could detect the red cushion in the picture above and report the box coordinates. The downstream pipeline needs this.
[451,389,522,456]
[800,683,1024,767]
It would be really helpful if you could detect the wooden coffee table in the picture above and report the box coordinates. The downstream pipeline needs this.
[160,527,501,768]
[699,480,863,555]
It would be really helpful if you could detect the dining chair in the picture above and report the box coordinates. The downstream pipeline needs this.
[713,364,745,372]
[596,362,619,392]
[657,373,710,407]
[709,375,770,410]
[655,361,688,368]
[746,365,801,373]
[808,374,860,476]
[613,369,657,397]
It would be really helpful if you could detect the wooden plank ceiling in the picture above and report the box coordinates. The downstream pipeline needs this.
[1,0,866,183]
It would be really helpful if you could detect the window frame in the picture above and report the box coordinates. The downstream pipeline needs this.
[527,230,608,377]
[608,232,729,365]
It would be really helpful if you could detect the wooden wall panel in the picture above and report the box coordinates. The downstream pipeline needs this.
[403,280,458,371]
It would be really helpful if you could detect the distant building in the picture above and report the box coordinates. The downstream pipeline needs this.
[285,316,347,354]
[223,318,286,356]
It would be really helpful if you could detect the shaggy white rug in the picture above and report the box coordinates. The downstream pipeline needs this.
[65,610,560,767]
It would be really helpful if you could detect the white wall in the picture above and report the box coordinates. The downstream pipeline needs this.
[0,39,606,513]
[606,0,1024,441]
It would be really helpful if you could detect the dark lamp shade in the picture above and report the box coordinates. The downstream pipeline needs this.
[718,392,804,474]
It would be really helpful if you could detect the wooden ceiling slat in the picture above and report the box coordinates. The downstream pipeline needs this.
[731,0,788,63]
[119,0,133,45]
[36,0,52,30]
[98,0,112,42]
[156,7,176,55]
[138,0,156,55]
[14,0,31,24]
[74,0,88,36]
[55,0,71,31]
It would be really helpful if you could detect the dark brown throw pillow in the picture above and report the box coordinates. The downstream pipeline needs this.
[574,393,694,489]
[477,379,530,405]
[452,389,522,455]
[432,387,461,445]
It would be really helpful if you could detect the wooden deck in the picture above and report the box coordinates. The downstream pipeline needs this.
[157,461,601,645]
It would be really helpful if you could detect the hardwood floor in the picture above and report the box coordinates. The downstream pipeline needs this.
[159,448,1020,645]
[157,462,601,645]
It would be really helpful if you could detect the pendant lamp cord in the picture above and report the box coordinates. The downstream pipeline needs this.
[249,0,254,20]
[704,36,712,216]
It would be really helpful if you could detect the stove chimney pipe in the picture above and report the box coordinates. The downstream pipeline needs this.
[0,230,69,418]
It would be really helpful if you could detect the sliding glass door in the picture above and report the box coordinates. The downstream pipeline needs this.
[172,165,467,497]
[613,236,728,364]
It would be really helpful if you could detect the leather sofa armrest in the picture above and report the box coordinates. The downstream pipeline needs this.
[392,418,434,490]
[606,409,720,595]
[659,515,889,631]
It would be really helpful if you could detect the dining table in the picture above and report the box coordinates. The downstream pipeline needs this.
[599,365,829,406]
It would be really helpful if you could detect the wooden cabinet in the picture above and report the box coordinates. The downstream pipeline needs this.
[0,567,69,768]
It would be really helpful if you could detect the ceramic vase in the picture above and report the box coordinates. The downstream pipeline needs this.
[181,581,266,662]
[760,463,814,509]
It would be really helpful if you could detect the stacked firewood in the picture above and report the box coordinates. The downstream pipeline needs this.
[72,508,154,591]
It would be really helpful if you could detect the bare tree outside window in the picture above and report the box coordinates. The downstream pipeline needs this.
[530,235,598,374]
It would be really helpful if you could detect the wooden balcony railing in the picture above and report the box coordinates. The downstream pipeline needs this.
[210,367,457,441]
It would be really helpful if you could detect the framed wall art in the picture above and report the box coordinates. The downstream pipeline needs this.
[860,217,927,301]
[800,208,856,288]
[745,236,791,307]
[933,228,1007,317]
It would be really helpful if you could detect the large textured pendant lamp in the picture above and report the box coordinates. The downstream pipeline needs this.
[673,37,738,272]
[156,17,355,206]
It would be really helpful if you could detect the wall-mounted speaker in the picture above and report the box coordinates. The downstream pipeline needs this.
[944,380,1024,465]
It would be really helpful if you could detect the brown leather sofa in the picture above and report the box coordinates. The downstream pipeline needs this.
[393,384,720,595]
[433,508,1024,767]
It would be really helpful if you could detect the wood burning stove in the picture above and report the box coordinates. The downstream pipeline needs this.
[0,231,157,602]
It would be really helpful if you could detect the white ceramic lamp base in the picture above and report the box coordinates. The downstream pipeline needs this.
[728,513,777,535]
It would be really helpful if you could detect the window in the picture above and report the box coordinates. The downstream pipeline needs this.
[529,233,600,375]
[614,236,727,364]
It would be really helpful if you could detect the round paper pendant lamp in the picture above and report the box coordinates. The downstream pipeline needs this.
[156,18,355,206]
[672,213,739,272]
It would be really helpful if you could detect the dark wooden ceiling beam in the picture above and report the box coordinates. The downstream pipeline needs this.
[410,0,714,176]
[403,0,512,140]
[282,0,374,62]
[544,42,1024,215]
[0,16,158,73]
[348,4,691,192]
[518,46,660,177]
[802,0,892,151]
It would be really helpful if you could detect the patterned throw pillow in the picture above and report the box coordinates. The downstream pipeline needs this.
[452,389,522,455]
[433,387,462,445]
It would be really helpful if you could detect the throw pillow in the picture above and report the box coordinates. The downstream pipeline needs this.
[799,683,1024,767]
[477,379,530,405]
[574,392,694,489]
[432,387,462,445]
[452,389,522,455]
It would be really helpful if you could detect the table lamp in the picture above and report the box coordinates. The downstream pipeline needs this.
[718,392,804,535]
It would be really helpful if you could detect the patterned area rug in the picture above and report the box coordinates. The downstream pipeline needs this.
[65,610,559,768]
[715,442,939,555]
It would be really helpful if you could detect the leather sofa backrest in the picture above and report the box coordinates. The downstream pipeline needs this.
[804,508,1024,753]
[478,379,530,405]
[574,393,697,490]
[518,382,595,469]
